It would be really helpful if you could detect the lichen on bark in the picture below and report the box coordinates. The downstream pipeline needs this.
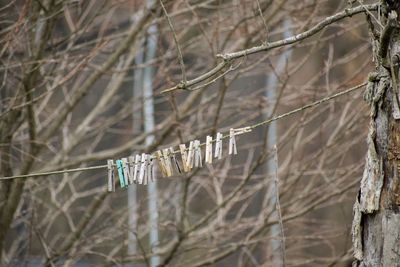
[352,2,400,265]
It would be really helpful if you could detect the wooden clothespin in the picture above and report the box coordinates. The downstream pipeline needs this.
[170,147,182,174]
[229,127,252,155]
[121,158,131,186]
[116,159,126,188]
[205,135,213,164]
[179,144,190,172]
[194,140,202,167]
[155,150,168,177]
[143,154,151,185]
[107,160,115,192]
[149,157,155,182]
[133,154,141,183]
[138,153,146,184]
[162,149,173,177]
[187,141,194,169]
[214,132,223,159]
[128,156,135,184]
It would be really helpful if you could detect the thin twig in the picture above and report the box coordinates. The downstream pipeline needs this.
[160,0,187,84]
[357,0,383,28]
[255,0,269,41]
[273,145,286,267]
[160,61,227,94]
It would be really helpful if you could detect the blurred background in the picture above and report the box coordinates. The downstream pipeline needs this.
[0,0,376,266]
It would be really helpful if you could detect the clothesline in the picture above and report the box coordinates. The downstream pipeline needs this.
[0,82,365,180]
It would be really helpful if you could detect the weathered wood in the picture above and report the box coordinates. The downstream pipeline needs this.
[352,2,400,265]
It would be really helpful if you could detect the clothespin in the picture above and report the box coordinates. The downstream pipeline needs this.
[142,155,147,185]
[233,126,252,135]
[138,153,146,184]
[170,147,182,174]
[149,157,155,182]
[194,140,202,167]
[205,135,213,164]
[187,141,194,169]
[116,159,126,188]
[229,127,252,155]
[214,132,223,159]
[179,144,190,172]
[128,156,135,184]
[162,148,173,176]
[143,154,151,185]
[121,158,130,186]
[133,154,141,183]
[155,150,168,177]
[229,128,237,155]
[107,160,115,192]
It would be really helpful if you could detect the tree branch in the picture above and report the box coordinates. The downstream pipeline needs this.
[161,3,379,94]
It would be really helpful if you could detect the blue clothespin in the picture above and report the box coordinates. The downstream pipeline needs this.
[116,159,125,188]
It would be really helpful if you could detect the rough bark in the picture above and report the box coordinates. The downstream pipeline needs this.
[352,1,400,266]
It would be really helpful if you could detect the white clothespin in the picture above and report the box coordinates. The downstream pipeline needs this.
[149,157,155,182]
[170,147,182,174]
[229,127,252,155]
[187,141,194,169]
[179,144,190,172]
[121,158,130,185]
[128,156,135,184]
[214,132,223,159]
[194,140,202,167]
[155,150,168,177]
[205,135,213,164]
[234,126,252,134]
[107,160,115,192]
[229,129,237,155]
[143,154,151,185]
[138,153,146,184]
[133,154,140,183]
[162,148,173,177]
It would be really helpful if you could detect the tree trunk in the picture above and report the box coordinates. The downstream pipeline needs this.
[352,1,400,266]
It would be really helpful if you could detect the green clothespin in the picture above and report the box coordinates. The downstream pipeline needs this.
[116,159,125,188]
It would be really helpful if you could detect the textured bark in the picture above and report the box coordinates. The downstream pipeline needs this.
[352,2,400,266]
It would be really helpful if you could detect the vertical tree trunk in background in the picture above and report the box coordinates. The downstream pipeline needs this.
[266,19,292,267]
[352,1,400,266]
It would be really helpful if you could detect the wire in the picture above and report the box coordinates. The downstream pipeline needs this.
[0,165,107,180]
[0,82,366,180]
[249,82,366,129]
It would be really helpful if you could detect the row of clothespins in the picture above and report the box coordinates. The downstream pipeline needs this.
[106,127,252,192]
